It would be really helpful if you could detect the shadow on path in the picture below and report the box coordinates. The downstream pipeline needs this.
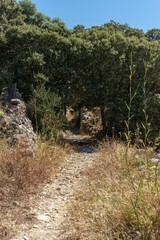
[61,130,99,154]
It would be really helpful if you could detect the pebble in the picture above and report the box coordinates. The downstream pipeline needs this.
[24,236,30,240]
[44,212,51,216]
[33,225,39,229]
[36,214,50,222]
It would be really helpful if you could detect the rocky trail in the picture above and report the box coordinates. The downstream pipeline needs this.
[10,132,100,240]
[2,130,159,240]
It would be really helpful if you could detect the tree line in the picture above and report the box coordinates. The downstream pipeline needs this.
[0,0,160,138]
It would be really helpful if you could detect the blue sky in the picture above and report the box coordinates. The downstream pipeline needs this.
[18,0,160,32]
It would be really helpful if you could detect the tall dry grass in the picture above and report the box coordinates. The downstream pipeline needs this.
[0,139,66,194]
[65,141,160,240]
[0,138,67,239]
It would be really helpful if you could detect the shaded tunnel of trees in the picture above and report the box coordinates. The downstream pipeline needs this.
[0,0,160,139]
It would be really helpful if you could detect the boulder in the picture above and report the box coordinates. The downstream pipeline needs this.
[0,87,37,156]
[80,107,102,135]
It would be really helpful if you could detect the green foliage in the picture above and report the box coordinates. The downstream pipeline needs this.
[29,84,66,140]
[73,24,85,33]
[0,0,159,138]
[19,1,65,30]
[0,0,24,35]
[145,28,160,41]
[19,0,37,20]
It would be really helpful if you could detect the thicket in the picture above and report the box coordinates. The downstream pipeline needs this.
[0,0,160,138]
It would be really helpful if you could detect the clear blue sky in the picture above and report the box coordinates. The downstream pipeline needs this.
[18,0,160,32]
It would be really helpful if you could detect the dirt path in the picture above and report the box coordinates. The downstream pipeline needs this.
[11,133,99,240]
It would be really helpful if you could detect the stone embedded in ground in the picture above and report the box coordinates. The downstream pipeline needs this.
[33,225,39,229]
[36,214,50,222]
[23,236,30,240]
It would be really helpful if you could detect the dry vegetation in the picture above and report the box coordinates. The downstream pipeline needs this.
[0,139,66,192]
[0,139,67,239]
[65,141,160,240]
[0,136,159,240]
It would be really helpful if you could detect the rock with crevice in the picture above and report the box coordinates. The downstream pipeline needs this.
[0,87,37,156]
[80,107,102,135]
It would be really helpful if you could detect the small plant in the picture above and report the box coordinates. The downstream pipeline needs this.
[124,52,138,187]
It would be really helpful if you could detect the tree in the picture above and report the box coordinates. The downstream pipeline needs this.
[71,25,160,135]
[73,25,85,33]
[18,0,37,24]
[0,2,159,137]
[0,0,24,34]
[19,0,53,28]
[145,28,160,41]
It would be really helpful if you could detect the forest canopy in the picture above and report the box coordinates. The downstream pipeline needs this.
[0,0,160,137]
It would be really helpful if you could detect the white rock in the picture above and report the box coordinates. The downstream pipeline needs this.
[24,236,30,240]
[33,224,39,228]
[151,158,159,163]
[36,214,50,222]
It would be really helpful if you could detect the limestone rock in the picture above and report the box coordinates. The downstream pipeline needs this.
[0,87,37,156]
[80,107,102,135]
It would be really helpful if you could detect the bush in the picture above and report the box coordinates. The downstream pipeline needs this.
[29,84,67,140]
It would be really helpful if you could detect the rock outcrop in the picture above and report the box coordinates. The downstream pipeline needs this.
[80,107,102,135]
[0,86,37,156]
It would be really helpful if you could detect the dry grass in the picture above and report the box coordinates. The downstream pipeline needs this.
[65,141,160,240]
[0,139,65,192]
[0,138,67,239]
